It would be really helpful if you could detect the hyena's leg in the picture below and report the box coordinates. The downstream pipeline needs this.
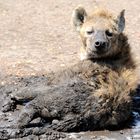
[10,87,42,101]
[2,87,36,112]
[16,97,52,128]
[16,100,39,128]
[2,86,48,112]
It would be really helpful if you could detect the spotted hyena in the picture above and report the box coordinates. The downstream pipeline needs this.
[1,6,138,139]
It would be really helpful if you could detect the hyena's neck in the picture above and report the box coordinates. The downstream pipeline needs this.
[111,33,136,70]
[96,50,135,71]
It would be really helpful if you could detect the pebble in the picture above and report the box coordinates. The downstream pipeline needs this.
[120,130,124,134]
[52,119,59,124]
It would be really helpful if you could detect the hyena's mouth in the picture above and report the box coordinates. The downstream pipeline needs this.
[86,48,110,59]
[87,49,108,56]
[96,49,107,54]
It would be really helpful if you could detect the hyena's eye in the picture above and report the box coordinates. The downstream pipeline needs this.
[86,30,94,35]
[105,30,113,37]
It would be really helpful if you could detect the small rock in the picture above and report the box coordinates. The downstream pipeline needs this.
[91,135,98,139]
[120,130,124,134]
[52,119,59,124]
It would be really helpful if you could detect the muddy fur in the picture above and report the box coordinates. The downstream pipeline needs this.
[1,7,139,139]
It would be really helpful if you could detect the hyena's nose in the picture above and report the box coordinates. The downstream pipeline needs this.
[95,41,107,50]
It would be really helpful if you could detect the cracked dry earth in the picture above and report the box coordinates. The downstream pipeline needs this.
[0,0,140,139]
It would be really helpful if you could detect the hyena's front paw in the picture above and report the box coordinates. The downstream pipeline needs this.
[1,91,25,112]
[2,88,37,113]
[2,97,16,112]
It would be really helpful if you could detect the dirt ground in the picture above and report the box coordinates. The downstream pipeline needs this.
[0,0,140,139]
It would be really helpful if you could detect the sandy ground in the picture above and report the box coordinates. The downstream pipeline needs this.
[0,0,140,139]
[0,0,139,76]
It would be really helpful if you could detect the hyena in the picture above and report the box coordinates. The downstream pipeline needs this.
[1,6,138,139]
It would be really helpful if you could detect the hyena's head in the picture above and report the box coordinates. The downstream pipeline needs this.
[72,6,125,60]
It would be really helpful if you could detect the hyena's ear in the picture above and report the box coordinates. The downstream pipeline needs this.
[72,6,87,32]
[116,9,125,33]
